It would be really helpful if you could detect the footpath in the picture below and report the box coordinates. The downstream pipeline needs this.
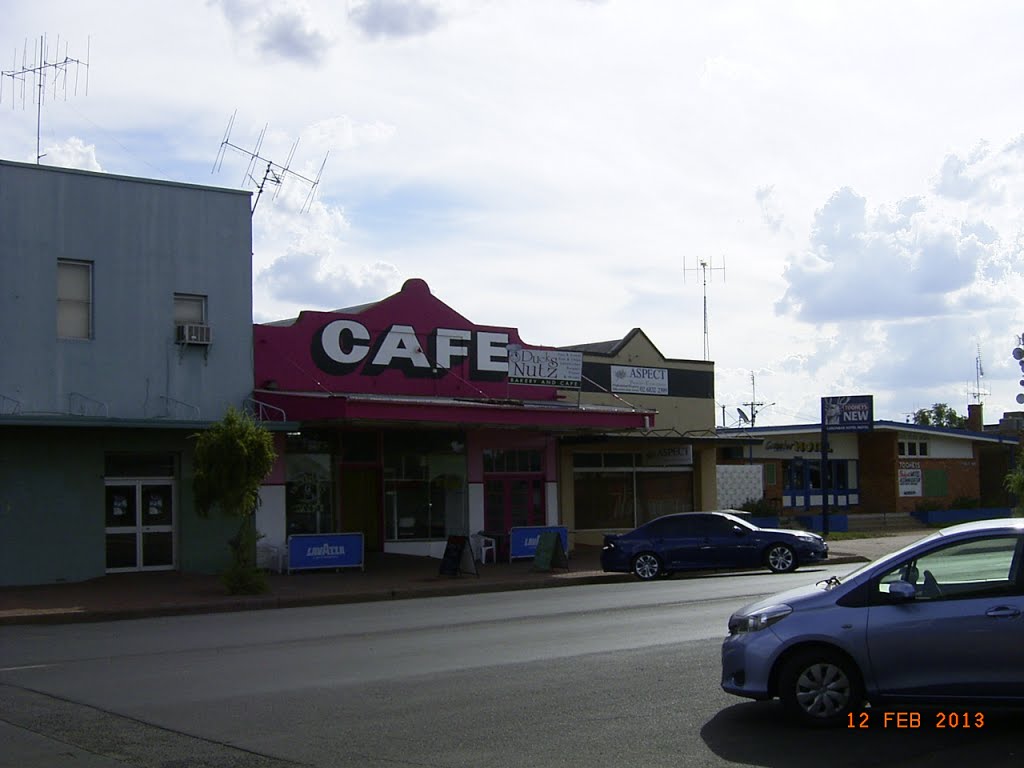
[0,533,925,626]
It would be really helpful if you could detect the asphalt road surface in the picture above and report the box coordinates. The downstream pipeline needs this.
[1,563,1020,768]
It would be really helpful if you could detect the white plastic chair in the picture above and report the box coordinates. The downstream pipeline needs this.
[473,533,497,564]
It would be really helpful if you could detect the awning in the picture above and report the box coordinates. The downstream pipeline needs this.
[251,389,654,432]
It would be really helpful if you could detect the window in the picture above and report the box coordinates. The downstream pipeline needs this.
[574,450,694,530]
[483,449,542,473]
[876,536,1022,602]
[57,259,92,339]
[899,440,928,458]
[174,293,207,324]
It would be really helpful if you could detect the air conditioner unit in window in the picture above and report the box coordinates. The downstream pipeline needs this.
[175,323,212,345]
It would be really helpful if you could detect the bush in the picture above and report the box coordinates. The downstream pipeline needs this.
[738,497,776,515]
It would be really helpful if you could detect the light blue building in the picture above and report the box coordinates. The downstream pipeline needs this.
[0,159,256,585]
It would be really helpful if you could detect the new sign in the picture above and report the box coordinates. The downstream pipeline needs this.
[821,395,874,432]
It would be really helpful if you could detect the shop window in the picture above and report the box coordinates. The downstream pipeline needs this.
[571,452,639,468]
[286,454,334,535]
[384,449,464,540]
[574,471,636,530]
[57,259,93,339]
[635,473,692,525]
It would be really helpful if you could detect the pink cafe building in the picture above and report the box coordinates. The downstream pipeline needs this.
[250,279,656,560]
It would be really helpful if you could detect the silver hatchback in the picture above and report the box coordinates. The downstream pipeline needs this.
[721,518,1024,726]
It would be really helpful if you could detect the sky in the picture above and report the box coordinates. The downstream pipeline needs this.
[3,0,1024,428]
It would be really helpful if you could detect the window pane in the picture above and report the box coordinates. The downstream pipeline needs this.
[57,261,90,299]
[173,294,207,324]
[636,472,692,525]
[57,260,91,339]
[575,471,634,529]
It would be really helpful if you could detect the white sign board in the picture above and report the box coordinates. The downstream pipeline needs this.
[899,462,922,497]
[611,365,669,395]
[508,348,583,388]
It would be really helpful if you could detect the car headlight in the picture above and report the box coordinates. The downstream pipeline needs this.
[728,604,792,634]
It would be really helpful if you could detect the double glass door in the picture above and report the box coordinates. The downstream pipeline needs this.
[105,480,175,572]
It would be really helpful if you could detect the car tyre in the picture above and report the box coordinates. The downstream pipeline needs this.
[778,648,864,727]
[766,543,798,573]
[631,552,662,581]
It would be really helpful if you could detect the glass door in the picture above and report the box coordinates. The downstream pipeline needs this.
[105,480,175,572]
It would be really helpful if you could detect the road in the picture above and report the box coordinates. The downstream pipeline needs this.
[1,563,1020,768]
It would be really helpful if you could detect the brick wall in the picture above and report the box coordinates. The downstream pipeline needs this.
[857,432,897,514]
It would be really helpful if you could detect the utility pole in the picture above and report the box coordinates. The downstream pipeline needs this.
[742,372,773,427]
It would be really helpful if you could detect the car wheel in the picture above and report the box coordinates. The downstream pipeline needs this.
[766,543,797,573]
[631,552,662,580]
[778,648,864,727]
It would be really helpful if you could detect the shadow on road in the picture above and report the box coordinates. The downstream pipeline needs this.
[701,702,1022,768]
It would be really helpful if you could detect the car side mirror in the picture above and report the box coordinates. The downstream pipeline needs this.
[887,580,916,602]
[733,526,746,536]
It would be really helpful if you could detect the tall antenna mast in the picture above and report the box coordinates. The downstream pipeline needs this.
[1,35,90,164]
[969,343,989,404]
[683,256,726,360]
[212,111,328,216]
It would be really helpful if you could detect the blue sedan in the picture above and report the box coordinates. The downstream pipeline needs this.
[721,518,1024,726]
[600,511,828,580]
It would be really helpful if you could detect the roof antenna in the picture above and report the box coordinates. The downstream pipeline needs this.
[1,35,90,164]
[212,110,328,216]
[683,256,726,361]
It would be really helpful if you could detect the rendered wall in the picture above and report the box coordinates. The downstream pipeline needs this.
[0,160,253,420]
[0,426,238,585]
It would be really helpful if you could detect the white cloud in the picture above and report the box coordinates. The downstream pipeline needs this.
[5,0,1024,424]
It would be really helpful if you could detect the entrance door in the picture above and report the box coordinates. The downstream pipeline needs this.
[340,466,382,551]
[105,481,175,572]
[483,476,545,532]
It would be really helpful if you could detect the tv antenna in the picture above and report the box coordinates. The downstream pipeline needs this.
[212,111,328,216]
[968,343,990,404]
[683,256,726,360]
[1,35,90,164]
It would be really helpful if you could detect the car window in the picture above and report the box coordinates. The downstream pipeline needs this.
[875,535,1022,602]
[699,516,741,536]
[644,516,698,537]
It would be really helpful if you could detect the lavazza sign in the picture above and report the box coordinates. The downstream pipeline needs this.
[313,320,512,379]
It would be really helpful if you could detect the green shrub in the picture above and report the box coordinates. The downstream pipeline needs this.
[738,497,776,515]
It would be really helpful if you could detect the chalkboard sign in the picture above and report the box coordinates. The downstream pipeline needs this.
[439,535,478,577]
[532,530,569,572]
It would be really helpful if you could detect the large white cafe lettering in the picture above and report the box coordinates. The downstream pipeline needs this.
[314,319,509,379]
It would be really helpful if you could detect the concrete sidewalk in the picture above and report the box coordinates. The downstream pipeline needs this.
[0,534,926,626]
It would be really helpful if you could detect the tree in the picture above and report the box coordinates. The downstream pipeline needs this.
[1005,450,1024,517]
[912,403,967,429]
[193,407,277,594]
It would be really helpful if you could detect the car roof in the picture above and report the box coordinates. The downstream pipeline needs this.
[936,517,1024,537]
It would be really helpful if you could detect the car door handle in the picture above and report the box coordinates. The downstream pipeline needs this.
[985,606,1021,619]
